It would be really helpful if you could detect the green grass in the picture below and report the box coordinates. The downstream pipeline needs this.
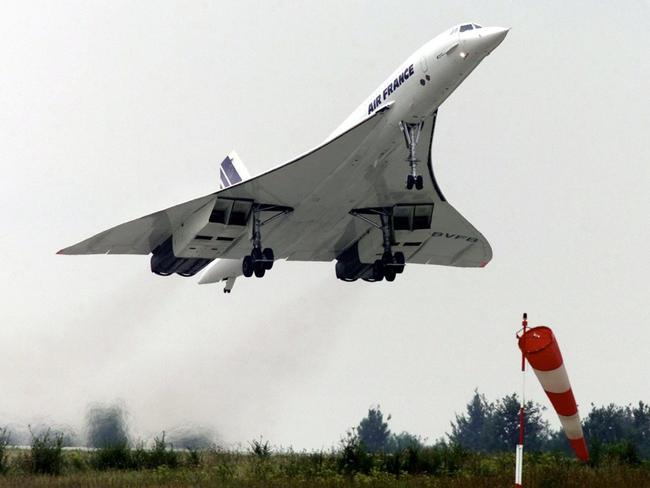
[0,448,649,487]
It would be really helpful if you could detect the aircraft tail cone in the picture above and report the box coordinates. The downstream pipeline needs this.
[518,326,589,462]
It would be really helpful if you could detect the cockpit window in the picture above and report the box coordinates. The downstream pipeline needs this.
[473,23,482,29]
[460,24,473,32]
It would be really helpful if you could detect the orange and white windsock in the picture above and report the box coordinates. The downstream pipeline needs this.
[517,326,589,462]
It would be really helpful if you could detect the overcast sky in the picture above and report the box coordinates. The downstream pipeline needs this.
[1,1,649,448]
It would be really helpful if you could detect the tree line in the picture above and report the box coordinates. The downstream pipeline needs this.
[353,391,650,463]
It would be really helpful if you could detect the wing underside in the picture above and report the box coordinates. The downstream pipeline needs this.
[58,194,217,255]
[59,106,491,271]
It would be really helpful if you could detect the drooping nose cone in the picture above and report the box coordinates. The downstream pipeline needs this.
[476,26,509,54]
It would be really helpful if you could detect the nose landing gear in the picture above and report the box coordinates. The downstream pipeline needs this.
[400,121,425,190]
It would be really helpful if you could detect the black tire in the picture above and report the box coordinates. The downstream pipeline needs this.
[242,255,254,277]
[384,267,396,282]
[254,261,266,278]
[406,175,414,190]
[252,248,263,261]
[382,251,394,265]
[372,260,384,281]
[415,175,424,190]
[262,248,274,270]
[394,252,406,274]
[335,261,347,280]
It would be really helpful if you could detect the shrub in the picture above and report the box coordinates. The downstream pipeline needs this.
[390,442,470,476]
[92,433,179,471]
[249,438,271,460]
[186,448,201,467]
[338,431,372,475]
[606,441,641,466]
[28,428,64,475]
[249,438,273,480]
[146,432,179,469]
[0,427,9,475]
[67,451,89,472]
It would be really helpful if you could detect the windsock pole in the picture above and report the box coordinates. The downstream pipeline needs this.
[515,313,527,488]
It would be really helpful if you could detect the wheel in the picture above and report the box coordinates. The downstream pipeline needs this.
[394,252,405,274]
[254,261,266,278]
[384,267,396,282]
[335,261,347,280]
[372,260,384,281]
[415,175,424,190]
[382,251,394,265]
[251,248,263,261]
[262,248,274,270]
[406,175,415,190]
[242,255,254,277]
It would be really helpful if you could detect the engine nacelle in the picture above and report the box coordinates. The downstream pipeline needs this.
[150,237,212,277]
[150,197,253,278]
[335,241,375,281]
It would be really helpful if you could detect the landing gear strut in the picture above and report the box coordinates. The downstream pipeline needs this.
[372,213,405,281]
[400,121,425,190]
[349,208,406,282]
[242,204,290,278]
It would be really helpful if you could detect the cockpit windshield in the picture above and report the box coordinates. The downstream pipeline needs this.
[453,23,483,34]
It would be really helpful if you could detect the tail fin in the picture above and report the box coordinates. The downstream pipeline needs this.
[219,150,251,189]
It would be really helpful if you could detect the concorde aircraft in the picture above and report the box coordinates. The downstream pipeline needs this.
[59,23,509,293]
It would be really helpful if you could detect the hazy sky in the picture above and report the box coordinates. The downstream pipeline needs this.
[1,1,649,448]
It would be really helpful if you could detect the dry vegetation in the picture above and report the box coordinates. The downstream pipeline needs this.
[2,399,649,487]
[1,447,650,488]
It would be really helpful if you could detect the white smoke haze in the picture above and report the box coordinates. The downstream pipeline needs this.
[1,1,648,451]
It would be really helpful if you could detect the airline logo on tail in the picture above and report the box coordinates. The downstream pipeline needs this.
[219,150,250,189]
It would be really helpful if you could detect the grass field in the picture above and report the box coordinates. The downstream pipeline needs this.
[1,447,650,488]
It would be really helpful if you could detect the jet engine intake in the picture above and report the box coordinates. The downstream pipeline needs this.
[335,242,374,281]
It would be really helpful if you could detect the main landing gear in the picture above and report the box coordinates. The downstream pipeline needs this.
[371,212,405,281]
[242,248,274,278]
[241,204,291,278]
[347,208,406,282]
[400,121,425,190]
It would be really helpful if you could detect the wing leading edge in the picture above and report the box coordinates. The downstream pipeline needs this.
[58,106,393,257]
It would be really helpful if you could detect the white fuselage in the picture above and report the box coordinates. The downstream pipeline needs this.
[326,24,509,143]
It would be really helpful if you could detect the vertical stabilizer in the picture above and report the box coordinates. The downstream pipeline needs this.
[219,150,251,189]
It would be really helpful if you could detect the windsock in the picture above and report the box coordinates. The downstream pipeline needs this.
[517,326,589,462]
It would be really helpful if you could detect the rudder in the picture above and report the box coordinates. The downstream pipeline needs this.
[219,150,251,189]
